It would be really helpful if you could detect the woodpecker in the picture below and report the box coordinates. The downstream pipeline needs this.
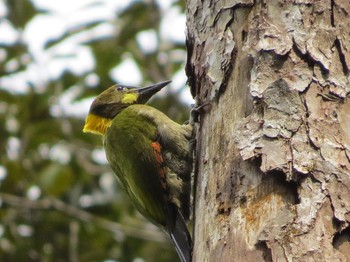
[83,80,193,262]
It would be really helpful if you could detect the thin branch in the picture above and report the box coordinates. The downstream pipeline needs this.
[69,221,79,262]
[0,193,166,242]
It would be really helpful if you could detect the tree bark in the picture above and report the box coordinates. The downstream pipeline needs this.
[186,1,350,261]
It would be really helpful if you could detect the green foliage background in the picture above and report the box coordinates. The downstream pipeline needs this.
[0,1,190,261]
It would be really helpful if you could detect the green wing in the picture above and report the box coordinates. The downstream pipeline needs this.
[104,105,169,226]
[104,104,193,261]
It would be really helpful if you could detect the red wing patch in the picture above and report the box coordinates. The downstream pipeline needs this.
[151,141,168,193]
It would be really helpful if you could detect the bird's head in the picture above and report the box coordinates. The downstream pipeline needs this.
[83,80,171,135]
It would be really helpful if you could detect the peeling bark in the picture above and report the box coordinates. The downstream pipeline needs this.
[186,0,350,261]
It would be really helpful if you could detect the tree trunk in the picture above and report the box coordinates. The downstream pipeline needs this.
[186,1,350,261]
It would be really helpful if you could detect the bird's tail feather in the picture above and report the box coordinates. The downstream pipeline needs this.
[169,211,193,262]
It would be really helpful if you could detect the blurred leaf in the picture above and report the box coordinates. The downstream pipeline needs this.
[7,0,36,28]
[39,163,74,196]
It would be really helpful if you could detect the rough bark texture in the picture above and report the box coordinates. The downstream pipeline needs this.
[186,0,350,261]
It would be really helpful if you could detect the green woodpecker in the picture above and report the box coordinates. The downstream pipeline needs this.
[83,80,193,262]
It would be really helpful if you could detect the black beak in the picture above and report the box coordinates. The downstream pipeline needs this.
[137,80,171,103]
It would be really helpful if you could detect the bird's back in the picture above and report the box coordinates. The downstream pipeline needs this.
[103,104,167,226]
[104,104,192,226]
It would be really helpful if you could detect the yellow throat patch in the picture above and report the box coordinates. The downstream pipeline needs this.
[83,114,112,135]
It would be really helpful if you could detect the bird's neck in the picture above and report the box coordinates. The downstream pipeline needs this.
[83,113,112,135]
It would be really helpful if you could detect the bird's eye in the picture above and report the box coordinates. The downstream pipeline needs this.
[116,86,127,91]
